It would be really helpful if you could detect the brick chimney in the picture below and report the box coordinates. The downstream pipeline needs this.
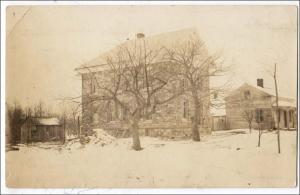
[257,78,264,88]
[136,33,145,39]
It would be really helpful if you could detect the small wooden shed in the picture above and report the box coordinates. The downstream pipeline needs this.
[21,117,64,143]
[210,107,229,131]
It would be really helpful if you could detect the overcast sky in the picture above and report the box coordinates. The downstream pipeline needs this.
[6,5,297,111]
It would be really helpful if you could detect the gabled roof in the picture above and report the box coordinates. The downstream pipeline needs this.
[247,83,277,97]
[75,28,203,73]
[226,82,293,100]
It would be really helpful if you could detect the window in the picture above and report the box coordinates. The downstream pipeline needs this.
[256,109,264,123]
[260,110,264,122]
[31,125,38,138]
[214,92,218,99]
[121,103,130,121]
[278,109,281,122]
[183,101,189,119]
[93,113,99,124]
[181,79,188,90]
[107,102,112,122]
[90,78,96,94]
[121,107,126,121]
[111,75,116,88]
[244,90,251,99]
[49,127,55,137]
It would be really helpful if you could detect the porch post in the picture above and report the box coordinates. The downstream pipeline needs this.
[287,108,290,130]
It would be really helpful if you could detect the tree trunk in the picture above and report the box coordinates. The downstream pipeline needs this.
[249,123,252,134]
[258,130,261,147]
[77,116,80,138]
[131,116,142,151]
[191,90,201,141]
[257,126,263,147]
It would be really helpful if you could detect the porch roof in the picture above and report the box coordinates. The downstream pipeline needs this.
[272,101,296,108]
[31,117,61,126]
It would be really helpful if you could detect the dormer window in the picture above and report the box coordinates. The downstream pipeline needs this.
[244,90,250,99]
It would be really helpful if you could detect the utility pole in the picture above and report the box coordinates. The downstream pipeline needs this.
[274,63,281,154]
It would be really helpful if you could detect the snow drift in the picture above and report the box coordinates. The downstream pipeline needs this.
[64,128,116,150]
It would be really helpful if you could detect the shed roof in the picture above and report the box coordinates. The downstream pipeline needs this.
[31,117,61,126]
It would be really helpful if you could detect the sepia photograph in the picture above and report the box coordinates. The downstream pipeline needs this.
[1,1,299,194]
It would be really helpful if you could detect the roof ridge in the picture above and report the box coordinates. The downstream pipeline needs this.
[226,82,295,100]
[78,27,201,70]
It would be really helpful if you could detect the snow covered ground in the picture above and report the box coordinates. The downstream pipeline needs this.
[5,129,297,188]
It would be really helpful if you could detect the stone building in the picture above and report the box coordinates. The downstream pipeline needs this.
[225,79,297,130]
[75,28,212,138]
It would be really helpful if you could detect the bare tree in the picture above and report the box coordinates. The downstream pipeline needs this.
[58,99,82,138]
[6,102,24,145]
[257,122,263,147]
[240,99,254,134]
[81,38,181,150]
[242,109,254,134]
[164,36,226,141]
[33,101,44,117]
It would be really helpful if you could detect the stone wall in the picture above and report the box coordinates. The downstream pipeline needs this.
[101,119,211,139]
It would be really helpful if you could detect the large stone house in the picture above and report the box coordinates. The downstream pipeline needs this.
[75,28,212,138]
[225,79,297,130]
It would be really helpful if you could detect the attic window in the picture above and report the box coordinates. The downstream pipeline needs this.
[244,90,251,99]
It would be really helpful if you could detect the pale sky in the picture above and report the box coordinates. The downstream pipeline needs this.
[6,5,298,111]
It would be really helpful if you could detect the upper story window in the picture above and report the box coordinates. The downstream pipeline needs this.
[213,92,218,99]
[183,100,189,119]
[107,101,112,122]
[244,90,251,100]
[181,78,188,90]
[90,78,96,94]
